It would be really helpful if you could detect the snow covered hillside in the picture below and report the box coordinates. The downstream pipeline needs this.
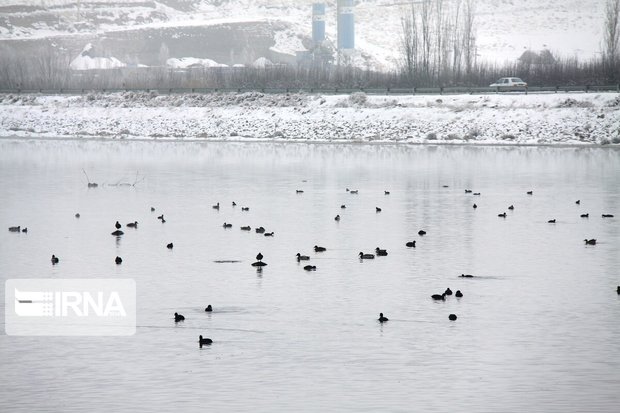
[0,0,607,70]
[1,91,618,145]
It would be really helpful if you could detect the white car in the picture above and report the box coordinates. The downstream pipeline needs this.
[489,77,528,89]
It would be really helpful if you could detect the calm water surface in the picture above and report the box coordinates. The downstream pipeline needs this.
[0,140,619,412]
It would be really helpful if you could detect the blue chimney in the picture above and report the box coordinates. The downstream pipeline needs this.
[337,0,355,50]
[312,3,326,44]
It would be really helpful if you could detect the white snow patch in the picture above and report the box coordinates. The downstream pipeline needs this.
[69,43,126,70]
[252,57,273,68]
[166,57,228,68]
[270,28,304,56]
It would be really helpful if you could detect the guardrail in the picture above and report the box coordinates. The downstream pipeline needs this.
[0,85,619,95]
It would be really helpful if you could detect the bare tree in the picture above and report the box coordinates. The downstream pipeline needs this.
[400,4,418,84]
[451,0,463,80]
[158,42,170,67]
[603,0,620,79]
[434,0,445,80]
[462,0,477,77]
[420,0,433,81]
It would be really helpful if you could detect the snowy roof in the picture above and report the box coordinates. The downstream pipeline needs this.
[166,57,228,68]
[69,43,125,70]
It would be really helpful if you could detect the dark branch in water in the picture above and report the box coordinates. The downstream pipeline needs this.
[82,169,98,187]
[107,171,146,187]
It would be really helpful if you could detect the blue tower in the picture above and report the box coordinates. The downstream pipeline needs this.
[337,0,355,50]
[312,3,326,44]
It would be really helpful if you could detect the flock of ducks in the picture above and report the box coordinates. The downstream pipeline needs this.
[6,185,618,346]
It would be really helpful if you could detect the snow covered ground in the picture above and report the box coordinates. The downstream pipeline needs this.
[1,91,619,145]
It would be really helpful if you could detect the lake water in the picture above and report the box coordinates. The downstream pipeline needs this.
[1,139,619,412]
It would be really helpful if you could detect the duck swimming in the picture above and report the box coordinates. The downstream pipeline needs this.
[375,248,388,256]
[581,213,589,218]
[255,227,266,234]
[296,253,310,261]
[126,221,138,228]
[406,241,416,248]
[341,205,346,209]
[51,255,59,264]
[418,230,426,236]
[264,232,274,237]
[115,256,122,264]
[205,305,212,312]
[251,261,268,267]
[460,274,474,278]
[314,245,326,252]
[240,226,251,231]
[455,290,463,298]
[304,265,317,271]
[199,335,213,347]
[584,239,596,245]
[167,243,174,249]
[449,314,458,321]
[548,219,556,223]
[431,293,446,301]
[174,312,185,322]
[602,214,614,218]
[212,202,220,210]
[223,222,232,228]
[335,215,340,221]
[8,226,20,232]
[378,313,389,322]
[444,288,453,296]
[498,212,507,218]
[359,252,375,259]
[376,207,382,212]
[115,221,121,229]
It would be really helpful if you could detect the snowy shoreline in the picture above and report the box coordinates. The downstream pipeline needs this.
[1,91,619,146]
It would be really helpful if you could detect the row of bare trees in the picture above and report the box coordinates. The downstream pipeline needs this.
[400,0,477,86]
[398,0,620,87]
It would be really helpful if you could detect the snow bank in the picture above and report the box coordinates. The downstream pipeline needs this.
[251,57,273,68]
[166,57,228,68]
[69,43,126,71]
[0,92,619,146]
